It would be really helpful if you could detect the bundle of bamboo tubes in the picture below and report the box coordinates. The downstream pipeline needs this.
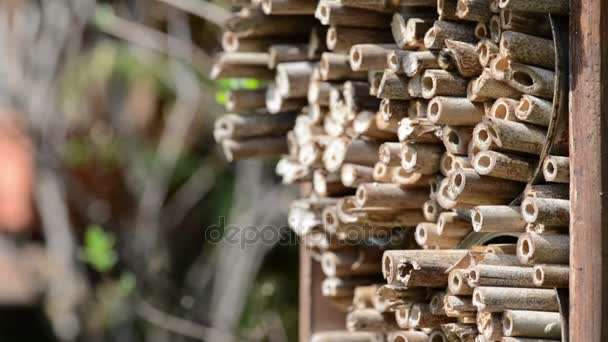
[213,0,570,341]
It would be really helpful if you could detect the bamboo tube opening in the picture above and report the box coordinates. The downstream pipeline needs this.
[393,337,405,342]
[430,333,447,342]
[448,130,460,146]
[456,1,466,15]
[474,291,483,305]
[424,201,436,215]
[475,22,488,39]
[356,186,366,204]
[318,3,329,21]
[534,266,544,284]
[422,75,435,94]
[409,305,421,325]
[491,55,511,80]
[520,236,532,258]
[512,71,534,87]
[388,52,400,71]
[472,210,482,227]
[493,102,509,119]
[424,27,438,48]
[502,8,512,26]
[469,269,479,282]
[503,315,513,334]
[350,48,362,68]
[476,155,493,170]
[524,201,538,221]
[442,153,454,174]
[222,32,237,50]
[518,97,530,112]
[451,272,462,287]
[373,163,389,180]
[544,159,557,178]
[383,253,393,281]
[323,207,339,233]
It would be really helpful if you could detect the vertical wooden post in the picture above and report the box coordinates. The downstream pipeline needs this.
[570,0,608,340]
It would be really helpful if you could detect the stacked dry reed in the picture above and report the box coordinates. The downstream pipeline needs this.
[213,0,571,341]
[212,0,320,161]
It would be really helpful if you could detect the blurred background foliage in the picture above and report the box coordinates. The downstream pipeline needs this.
[0,1,299,341]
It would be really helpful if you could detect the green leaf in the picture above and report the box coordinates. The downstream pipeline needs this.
[83,225,117,273]
[215,91,227,105]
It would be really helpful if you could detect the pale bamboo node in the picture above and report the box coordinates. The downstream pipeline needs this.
[471,205,526,232]
[533,264,569,288]
[515,94,552,127]
[473,150,534,182]
[517,233,569,265]
[521,197,570,227]
[502,310,562,339]
[472,286,559,312]
[542,155,569,183]
[498,0,569,15]
[261,0,317,15]
[428,97,484,126]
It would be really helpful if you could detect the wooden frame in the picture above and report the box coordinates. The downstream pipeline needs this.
[569,0,608,340]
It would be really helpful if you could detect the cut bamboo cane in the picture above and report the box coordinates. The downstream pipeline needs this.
[444,39,484,77]
[437,178,465,210]
[310,331,385,342]
[468,68,522,102]
[391,168,437,187]
[477,311,503,341]
[222,136,287,161]
[469,264,536,287]
[225,89,267,112]
[353,111,396,141]
[373,162,395,183]
[324,138,380,172]
[542,156,569,183]
[437,211,473,237]
[346,308,399,332]
[477,39,499,67]
[379,142,404,167]
[416,222,461,248]
[276,62,314,98]
[428,96,484,126]
[389,330,429,342]
[440,152,472,176]
[421,69,468,99]
[424,20,477,50]
[498,0,569,15]
[533,264,569,288]
[321,52,368,81]
[472,287,559,312]
[395,250,470,288]
[481,117,547,155]
[430,291,447,315]
[268,44,309,70]
[409,303,457,328]
[473,150,535,182]
[398,119,442,143]
[225,10,317,38]
[473,252,523,267]
[489,15,502,43]
[222,32,296,53]
[308,78,332,106]
[438,0,459,20]
[490,55,511,81]
[321,249,383,277]
[387,50,410,73]
[407,75,424,98]
[395,305,412,329]
[315,2,391,28]
[485,243,518,254]
[442,323,477,341]
[448,168,524,203]
[382,250,467,286]
[327,26,394,53]
[524,184,569,200]
[266,84,307,113]
[471,205,526,232]
[401,143,443,174]
[401,18,436,49]
[378,69,410,100]
[350,44,397,72]
[213,112,296,141]
[490,98,520,121]
[210,60,275,80]
[355,183,429,209]
[503,63,555,99]
[499,31,555,70]
[521,197,570,227]
[502,310,562,339]
[314,169,352,197]
[500,9,552,38]
[403,51,440,77]
[442,126,473,155]
[456,0,492,21]
[516,233,569,265]
[515,95,552,127]
[448,269,474,295]
[261,0,317,15]
[368,70,384,96]
[444,295,477,315]
[380,99,408,128]
[423,199,443,221]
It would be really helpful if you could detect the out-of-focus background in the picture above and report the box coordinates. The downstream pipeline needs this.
[0,1,299,341]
